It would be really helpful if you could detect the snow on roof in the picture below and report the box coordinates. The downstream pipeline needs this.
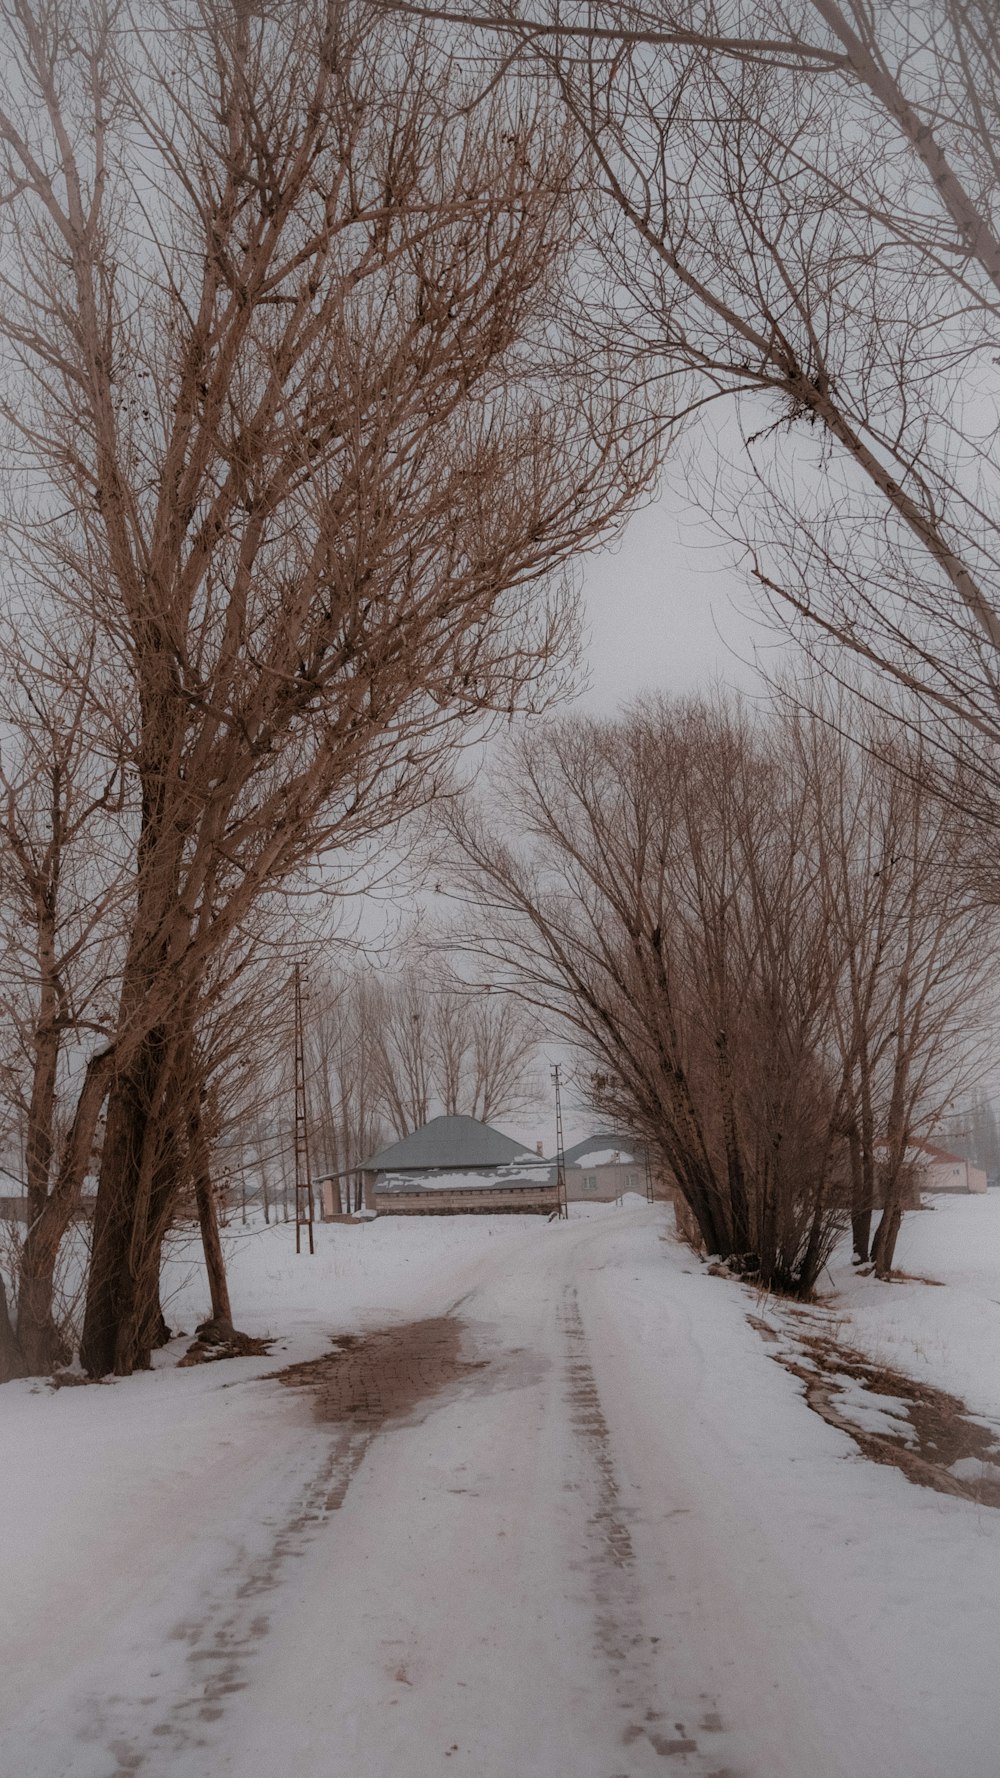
[377,1162,557,1194]
[562,1134,639,1168]
[572,1147,635,1168]
[362,1114,537,1174]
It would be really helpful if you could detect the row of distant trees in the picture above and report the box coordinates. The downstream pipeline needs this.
[306,965,540,1200]
[210,960,540,1224]
[947,1093,1000,1187]
[443,690,996,1293]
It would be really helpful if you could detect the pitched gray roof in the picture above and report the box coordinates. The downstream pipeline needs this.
[362,1114,536,1173]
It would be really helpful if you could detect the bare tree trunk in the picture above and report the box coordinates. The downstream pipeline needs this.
[717,1031,752,1256]
[194,1176,231,1323]
[81,1024,174,1376]
[15,915,77,1370]
[190,1096,232,1327]
[847,1118,873,1263]
[15,1200,72,1373]
[871,1203,904,1278]
[798,1197,828,1297]
[111,1172,180,1375]
[17,1048,113,1373]
[0,1273,25,1382]
[854,1052,878,1262]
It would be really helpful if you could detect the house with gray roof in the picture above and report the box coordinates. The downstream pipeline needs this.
[359,1114,561,1216]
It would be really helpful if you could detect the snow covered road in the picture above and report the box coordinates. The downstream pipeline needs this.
[4,1203,1000,1777]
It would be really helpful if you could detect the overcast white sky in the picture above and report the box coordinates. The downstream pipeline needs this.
[575,478,788,713]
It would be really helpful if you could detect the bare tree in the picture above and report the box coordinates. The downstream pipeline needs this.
[443,701,839,1290]
[506,5,1000,773]
[443,694,993,1290]
[404,1,1000,1279]
[790,693,993,1273]
[307,956,539,1189]
[389,5,1000,798]
[0,625,130,1377]
[155,931,298,1331]
[306,966,389,1209]
[369,965,540,1132]
[0,0,662,1373]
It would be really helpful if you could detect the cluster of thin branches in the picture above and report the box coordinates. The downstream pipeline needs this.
[306,958,540,1186]
[442,691,995,1292]
[0,0,663,1378]
[419,1,1000,793]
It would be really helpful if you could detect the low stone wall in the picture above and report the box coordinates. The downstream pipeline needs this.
[375,1185,561,1217]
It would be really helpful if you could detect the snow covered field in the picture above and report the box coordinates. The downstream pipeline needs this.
[826,1191,1000,1418]
[4,1195,1000,1777]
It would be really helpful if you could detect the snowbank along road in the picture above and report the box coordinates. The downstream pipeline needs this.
[3,1202,1000,1778]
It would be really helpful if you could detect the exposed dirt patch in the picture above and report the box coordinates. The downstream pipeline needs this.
[178,1331,274,1366]
[752,1313,1000,1506]
[276,1317,488,1427]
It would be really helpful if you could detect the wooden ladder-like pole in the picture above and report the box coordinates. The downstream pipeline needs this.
[551,1063,569,1220]
[293,963,315,1255]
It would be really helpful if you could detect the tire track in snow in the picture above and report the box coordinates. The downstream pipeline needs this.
[560,1283,742,1778]
[76,1319,489,1776]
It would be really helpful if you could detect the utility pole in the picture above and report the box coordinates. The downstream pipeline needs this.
[293,962,315,1255]
[551,1063,569,1220]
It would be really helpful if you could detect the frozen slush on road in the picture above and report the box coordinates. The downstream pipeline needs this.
[4,1197,1000,1778]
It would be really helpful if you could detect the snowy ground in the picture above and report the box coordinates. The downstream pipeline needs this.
[5,1196,1000,1777]
[825,1192,1000,1417]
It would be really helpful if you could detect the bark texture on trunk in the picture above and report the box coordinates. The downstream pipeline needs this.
[872,1202,904,1278]
[17,1047,114,1373]
[192,1101,232,1326]
[0,1274,25,1382]
[80,1027,175,1376]
[15,1209,72,1374]
[847,1120,873,1262]
[850,1206,872,1265]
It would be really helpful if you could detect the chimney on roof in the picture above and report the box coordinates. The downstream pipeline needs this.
[536,1140,543,1155]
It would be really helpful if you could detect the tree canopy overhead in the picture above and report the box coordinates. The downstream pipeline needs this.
[0,0,663,1377]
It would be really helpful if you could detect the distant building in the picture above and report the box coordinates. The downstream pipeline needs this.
[345,1114,561,1216]
[909,1141,988,1195]
[561,1135,652,1203]
[872,1139,988,1197]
